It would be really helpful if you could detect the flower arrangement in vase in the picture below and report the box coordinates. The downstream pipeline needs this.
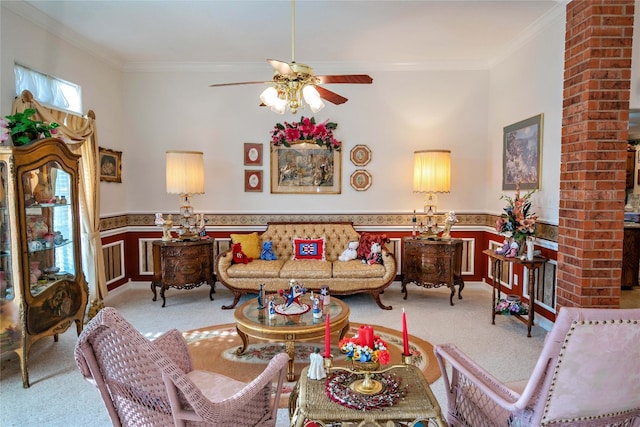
[495,183,538,257]
[339,326,390,366]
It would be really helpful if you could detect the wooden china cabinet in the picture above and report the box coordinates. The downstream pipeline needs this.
[0,138,88,388]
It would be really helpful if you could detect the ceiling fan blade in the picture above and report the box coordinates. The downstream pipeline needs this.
[315,86,348,105]
[209,81,268,87]
[316,75,373,85]
[267,59,294,76]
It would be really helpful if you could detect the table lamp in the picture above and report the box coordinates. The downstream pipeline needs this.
[413,150,450,237]
[166,150,204,241]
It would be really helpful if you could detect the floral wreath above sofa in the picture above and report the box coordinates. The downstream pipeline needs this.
[269,116,341,151]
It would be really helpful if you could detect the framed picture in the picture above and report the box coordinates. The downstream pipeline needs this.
[350,144,372,166]
[270,142,341,194]
[244,143,263,166]
[99,147,122,183]
[502,114,543,190]
[350,169,372,191]
[244,170,263,192]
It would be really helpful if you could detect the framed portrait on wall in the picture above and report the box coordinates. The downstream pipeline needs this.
[99,147,122,183]
[244,170,263,192]
[244,143,263,166]
[270,142,341,194]
[502,114,543,190]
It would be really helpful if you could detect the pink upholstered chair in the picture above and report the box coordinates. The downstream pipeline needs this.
[434,307,640,427]
[74,307,288,427]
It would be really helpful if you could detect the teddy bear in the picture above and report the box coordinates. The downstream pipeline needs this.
[363,242,383,265]
[338,241,359,261]
[260,241,278,260]
[232,242,252,264]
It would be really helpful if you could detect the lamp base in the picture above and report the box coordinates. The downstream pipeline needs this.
[176,229,200,241]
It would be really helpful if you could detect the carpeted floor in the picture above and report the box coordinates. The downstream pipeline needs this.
[185,321,439,407]
[0,282,549,426]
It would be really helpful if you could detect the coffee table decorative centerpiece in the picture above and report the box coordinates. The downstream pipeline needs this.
[274,279,310,315]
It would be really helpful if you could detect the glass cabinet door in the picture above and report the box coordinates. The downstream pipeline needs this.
[0,160,12,300]
[24,161,75,297]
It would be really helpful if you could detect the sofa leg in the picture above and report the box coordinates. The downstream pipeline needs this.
[222,292,242,309]
[372,292,392,310]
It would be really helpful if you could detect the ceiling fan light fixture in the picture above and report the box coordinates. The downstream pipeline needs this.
[260,86,279,106]
[303,85,325,113]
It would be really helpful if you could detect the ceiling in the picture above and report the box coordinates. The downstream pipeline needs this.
[8,0,563,70]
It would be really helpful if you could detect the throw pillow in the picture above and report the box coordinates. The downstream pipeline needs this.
[357,232,390,260]
[292,237,326,261]
[230,232,261,259]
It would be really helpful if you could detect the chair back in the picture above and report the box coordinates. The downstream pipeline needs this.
[74,307,179,427]
[520,307,640,426]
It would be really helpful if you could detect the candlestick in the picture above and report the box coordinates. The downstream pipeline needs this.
[402,308,410,356]
[324,313,331,358]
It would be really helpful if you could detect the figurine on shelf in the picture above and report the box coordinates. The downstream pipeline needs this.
[505,240,520,258]
[441,211,458,239]
[268,296,276,319]
[308,348,326,380]
[311,293,321,318]
[496,239,510,256]
[257,283,266,309]
[320,286,330,306]
[155,213,174,241]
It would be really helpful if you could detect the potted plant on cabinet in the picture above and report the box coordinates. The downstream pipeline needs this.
[2,109,59,146]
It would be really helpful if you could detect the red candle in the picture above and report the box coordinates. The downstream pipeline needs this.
[359,325,374,348]
[402,308,410,356]
[324,313,331,358]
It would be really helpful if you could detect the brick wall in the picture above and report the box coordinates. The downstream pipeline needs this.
[558,0,635,307]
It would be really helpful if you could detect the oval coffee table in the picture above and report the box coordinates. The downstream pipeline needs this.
[234,295,350,381]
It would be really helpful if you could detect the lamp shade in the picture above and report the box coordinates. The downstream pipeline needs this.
[166,150,205,195]
[413,150,451,193]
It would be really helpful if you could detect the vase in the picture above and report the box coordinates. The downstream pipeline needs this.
[30,261,41,285]
[526,239,535,261]
[33,165,53,203]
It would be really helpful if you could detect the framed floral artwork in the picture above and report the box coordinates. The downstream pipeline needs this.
[99,147,122,183]
[502,114,543,190]
[350,169,372,191]
[350,145,371,166]
[270,142,341,194]
[244,170,262,192]
[244,143,262,166]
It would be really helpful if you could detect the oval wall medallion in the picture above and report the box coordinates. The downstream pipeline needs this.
[350,170,372,191]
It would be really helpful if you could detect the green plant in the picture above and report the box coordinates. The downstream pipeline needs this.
[3,108,59,146]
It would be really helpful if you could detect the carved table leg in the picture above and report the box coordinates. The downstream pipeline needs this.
[151,281,158,301]
[285,341,296,381]
[235,326,249,355]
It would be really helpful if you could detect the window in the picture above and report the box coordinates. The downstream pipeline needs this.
[14,64,82,114]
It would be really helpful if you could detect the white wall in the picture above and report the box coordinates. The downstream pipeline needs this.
[122,67,490,215]
[486,9,566,225]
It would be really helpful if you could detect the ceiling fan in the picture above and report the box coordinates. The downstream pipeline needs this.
[208,0,373,114]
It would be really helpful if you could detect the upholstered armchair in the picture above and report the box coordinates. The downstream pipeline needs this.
[434,307,640,427]
[75,307,288,427]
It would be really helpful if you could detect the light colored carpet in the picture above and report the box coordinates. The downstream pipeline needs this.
[0,281,548,426]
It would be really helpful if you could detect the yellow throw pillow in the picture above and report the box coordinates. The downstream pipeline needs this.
[230,232,261,259]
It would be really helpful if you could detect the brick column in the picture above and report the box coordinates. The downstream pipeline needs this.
[558,0,634,308]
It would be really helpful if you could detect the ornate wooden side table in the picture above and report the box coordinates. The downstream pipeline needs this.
[289,364,447,427]
[234,295,350,381]
[402,237,464,305]
[151,239,215,307]
[483,249,547,337]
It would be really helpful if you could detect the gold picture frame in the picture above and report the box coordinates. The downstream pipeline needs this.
[270,142,341,194]
[350,169,372,191]
[99,147,122,183]
[502,114,543,191]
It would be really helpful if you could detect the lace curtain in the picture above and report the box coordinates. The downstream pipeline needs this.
[11,90,107,319]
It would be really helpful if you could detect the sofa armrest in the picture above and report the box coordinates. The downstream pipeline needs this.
[215,250,233,281]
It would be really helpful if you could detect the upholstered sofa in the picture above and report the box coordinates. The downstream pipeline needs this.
[215,222,397,310]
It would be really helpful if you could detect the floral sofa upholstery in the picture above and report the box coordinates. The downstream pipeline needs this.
[215,222,397,310]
